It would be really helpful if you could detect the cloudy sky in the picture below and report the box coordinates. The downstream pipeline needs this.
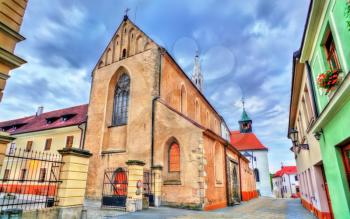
[0,0,309,172]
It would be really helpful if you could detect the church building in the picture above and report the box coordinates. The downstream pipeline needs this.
[83,15,257,210]
[230,106,272,197]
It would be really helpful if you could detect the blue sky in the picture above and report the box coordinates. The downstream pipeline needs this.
[0,0,309,172]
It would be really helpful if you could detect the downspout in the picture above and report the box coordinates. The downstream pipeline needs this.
[151,48,163,168]
[78,121,87,149]
[306,61,319,118]
[224,145,230,205]
[238,155,242,201]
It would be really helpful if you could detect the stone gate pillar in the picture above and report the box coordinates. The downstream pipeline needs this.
[57,148,92,219]
[0,132,14,170]
[126,160,145,212]
[151,165,163,207]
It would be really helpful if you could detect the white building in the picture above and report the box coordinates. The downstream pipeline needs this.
[230,108,272,197]
[272,166,299,198]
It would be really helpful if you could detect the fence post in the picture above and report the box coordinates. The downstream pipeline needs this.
[57,148,92,219]
[0,132,14,170]
[151,165,162,207]
[126,160,145,212]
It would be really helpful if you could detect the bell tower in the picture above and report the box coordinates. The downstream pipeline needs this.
[191,51,204,92]
[239,98,253,133]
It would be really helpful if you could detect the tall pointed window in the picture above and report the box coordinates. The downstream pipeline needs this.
[113,74,130,126]
[169,143,180,172]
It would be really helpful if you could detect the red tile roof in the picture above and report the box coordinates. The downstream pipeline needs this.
[0,104,88,135]
[230,130,268,151]
[273,166,297,178]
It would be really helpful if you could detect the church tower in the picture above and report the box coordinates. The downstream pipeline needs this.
[191,51,204,92]
[239,99,253,133]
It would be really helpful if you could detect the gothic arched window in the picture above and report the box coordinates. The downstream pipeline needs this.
[112,74,130,126]
[254,168,260,182]
[169,143,180,172]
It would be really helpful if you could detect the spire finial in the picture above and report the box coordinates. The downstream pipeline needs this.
[241,96,245,110]
[195,49,199,57]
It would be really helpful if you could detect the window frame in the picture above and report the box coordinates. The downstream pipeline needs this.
[44,138,52,151]
[323,29,341,70]
[25,141,33,152]
[65,136,74,148]
[112,73,130,126]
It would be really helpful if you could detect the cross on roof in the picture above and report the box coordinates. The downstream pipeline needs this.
[125,8,130,16]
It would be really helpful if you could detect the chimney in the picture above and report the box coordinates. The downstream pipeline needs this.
[36,106,44,116]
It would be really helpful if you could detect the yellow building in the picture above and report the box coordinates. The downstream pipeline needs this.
[0,104,88,195]
[0,0,28,101]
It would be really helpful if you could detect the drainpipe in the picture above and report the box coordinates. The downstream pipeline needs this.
[306,61,319,118]
[224,145,230,205]
[151,48,163,168]
[78,121,87,149]
[238,156,242,201]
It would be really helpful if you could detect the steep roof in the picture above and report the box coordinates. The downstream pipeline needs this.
[273,166,297,178]
[240,109,251,122]
[230,130,268,151]
[0,104,88,135]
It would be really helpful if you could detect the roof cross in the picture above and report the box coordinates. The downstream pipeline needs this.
[124,8,130,16]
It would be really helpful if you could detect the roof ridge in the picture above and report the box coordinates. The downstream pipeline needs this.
[0,104,88,124]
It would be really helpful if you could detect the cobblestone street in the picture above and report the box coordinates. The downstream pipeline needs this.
[85,197,316,219]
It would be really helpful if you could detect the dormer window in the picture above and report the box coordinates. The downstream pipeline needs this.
[46,117,59,124]
[60,114,76,122]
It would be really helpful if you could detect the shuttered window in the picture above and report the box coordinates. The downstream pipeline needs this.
[25,141,33,152]
[44,138,52,150]
[66,136,74,148]
[169,143,180,172]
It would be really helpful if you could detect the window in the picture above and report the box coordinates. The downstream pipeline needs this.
[45,138,52,150]
[112,74,130,126]
[195,99,200,122]
[9,143,16,155]
[215,143,223,184]
[3,169,10,181]
[19,169,27,182]
[122,49,127,58]
[169,143,180,172]
[324,31,341,70]
[25,141,33,152]
[39,168,46,182]
[254,168,260,182]
[66,136,74,148]
[295,175,298,181]
[180,85,186,114]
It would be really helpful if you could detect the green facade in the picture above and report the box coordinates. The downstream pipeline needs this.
[305,0,350,218]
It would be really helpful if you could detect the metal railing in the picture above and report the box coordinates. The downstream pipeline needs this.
[0,148,63,211]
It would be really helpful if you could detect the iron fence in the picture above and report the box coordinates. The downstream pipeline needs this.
[102,168,128,208]
[0,148,63,211]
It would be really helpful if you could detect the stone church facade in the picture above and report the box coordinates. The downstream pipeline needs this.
[84,15,256,210]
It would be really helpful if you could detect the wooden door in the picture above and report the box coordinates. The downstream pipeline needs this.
[341,144,350,187]
[321,164,334,219]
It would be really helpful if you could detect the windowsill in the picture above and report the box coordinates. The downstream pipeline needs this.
[163,179,181,185]
[101,149,127,155]
[108,124,127,128]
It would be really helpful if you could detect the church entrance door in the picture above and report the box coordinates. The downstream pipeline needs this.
[226,158,241,205]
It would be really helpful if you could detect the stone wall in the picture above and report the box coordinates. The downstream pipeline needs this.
[153,101,204,208]
[85,47,160,198]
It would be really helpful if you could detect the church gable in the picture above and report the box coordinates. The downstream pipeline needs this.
[96,16,158,70]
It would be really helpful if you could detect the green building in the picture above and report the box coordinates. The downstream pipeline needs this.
[295,0,350,218]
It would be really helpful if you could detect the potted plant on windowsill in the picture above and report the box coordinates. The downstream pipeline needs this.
[317,69,343,96]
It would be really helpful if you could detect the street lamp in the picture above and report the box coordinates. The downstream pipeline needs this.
[288,128,309,150]
[288,128,298,146]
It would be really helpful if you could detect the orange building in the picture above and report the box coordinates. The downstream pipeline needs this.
[83,15,256,211]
